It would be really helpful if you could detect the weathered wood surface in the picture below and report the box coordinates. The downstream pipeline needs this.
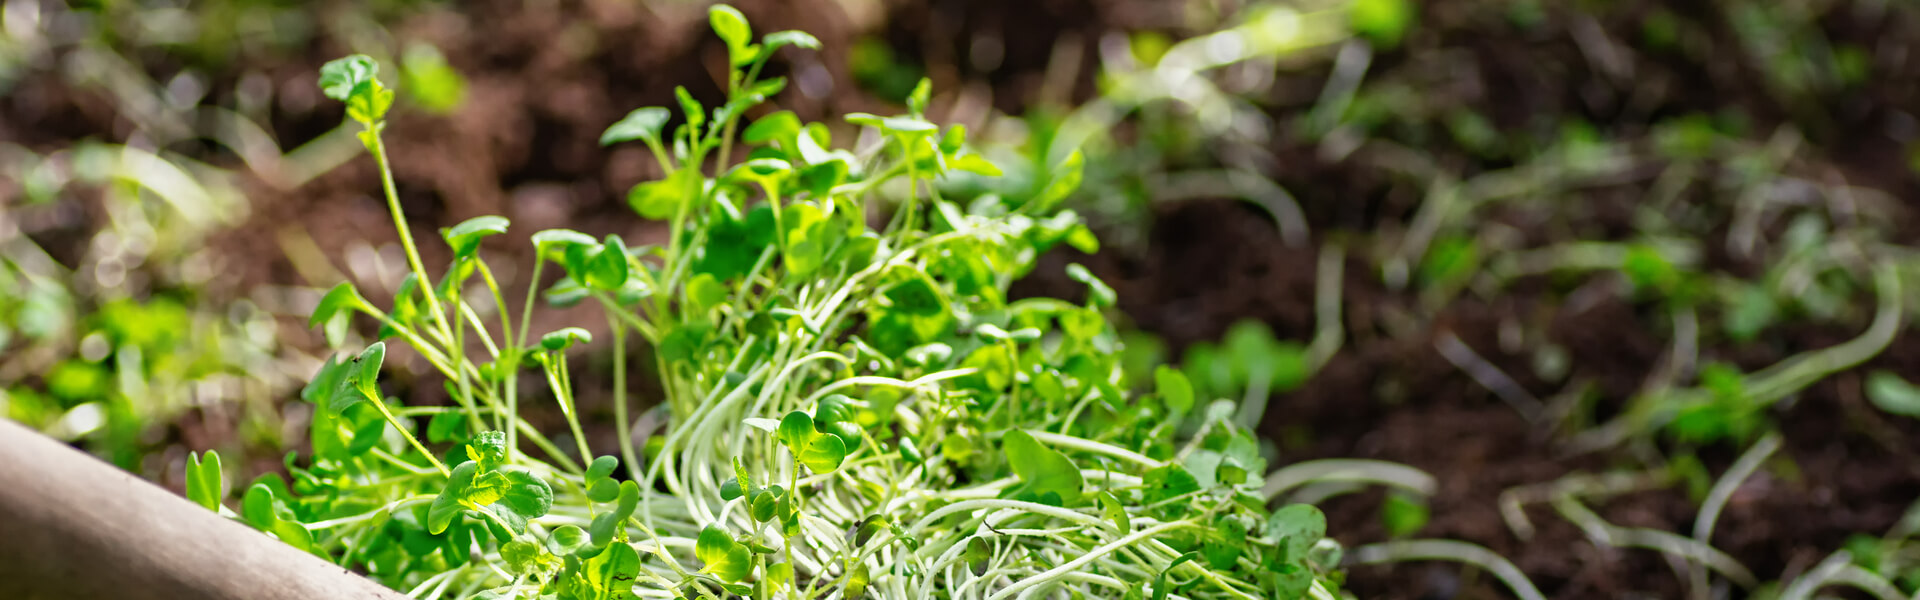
[0,418,407,600]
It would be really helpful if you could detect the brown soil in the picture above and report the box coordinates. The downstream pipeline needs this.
[9,0,1920,598]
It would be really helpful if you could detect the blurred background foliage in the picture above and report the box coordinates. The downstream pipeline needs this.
[6,0,1920,597]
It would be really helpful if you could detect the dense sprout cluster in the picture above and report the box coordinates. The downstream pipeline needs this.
[180,7,1345,600]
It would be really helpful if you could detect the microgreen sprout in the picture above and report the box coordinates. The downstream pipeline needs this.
[191,8,1352,600]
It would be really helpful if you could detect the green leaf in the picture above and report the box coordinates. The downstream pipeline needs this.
[762,30,821,52]
[316,54,393,127]
[843,561,872,599]
[241,482,276,529]
[1352,0,1415,48]
[709,5,753,56]
[745,111,800,144]
[1002,429,1083,506]
[318,55,378,102]
[587,479,621,503]
[767,561,794,588]
[467,470,511,506]
[586,540,642,595]
[687,273,728,314]
[776,411,814,452]
[427,411,468,444]
[1155,366,1194,414]
[443,216,509,258]
[186,451,223,511]
[1867,370,1920,418]
[430,461,480,534]
[1203,518,1247,568]
[589,480,641,546]
[346,83,395,126]
[332,342,385,414]
[696,525,736,566]
[500,540,544,575]
[797,432,847,473]
[467,430,508,471]
[309,282,366,334]
[813,394,854,427]
[960,345,1014,393]
[531,228,598,250]
[549,525,588,556]
[301,354,352,408]
[600,107,672,146]
[587,455,620,480]
[749,489,780,522]
[746,77,788,101]
[1267,504,1327,559]
[541,327,593,351]
[1382,491,1430,537]
[1033,149,1084,213]
[676,86,705,131]
[377,273,423,341]
[952,154,1003,176]
[1098,491,1130,533]
[939,124,967,154]
[627,167,696,220]
[881,117,937,133]
[907,78,932,115]
[271,518,313,553]
[489,471,554,533]
[585,235,630,291]
[400,43,467,114]
[241,482,313,552]
[1143,464,1200,504]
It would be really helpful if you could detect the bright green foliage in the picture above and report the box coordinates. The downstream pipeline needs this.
[600,107,672,147]
[256,7,1347,600]
[1002,429,1084,506]
[443,216,509,259]
[1351,0,1415,47]
[429,434,552,535]
[186,450,223,511]
[319,54,394,130]
[400,43,467,114]
[242,482,313,552]
[1381,492,1430,537]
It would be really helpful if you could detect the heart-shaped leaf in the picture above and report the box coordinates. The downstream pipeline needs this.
[797,433,847,473]
[186,451,223,511]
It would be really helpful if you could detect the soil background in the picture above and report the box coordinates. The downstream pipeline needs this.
[7,0,1920,598]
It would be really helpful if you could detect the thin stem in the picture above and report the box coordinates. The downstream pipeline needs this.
[364,132,455,343]
[362,389,450,477]
[607,306,643,482]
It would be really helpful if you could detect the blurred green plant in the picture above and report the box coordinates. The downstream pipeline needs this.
[0,139,290,471]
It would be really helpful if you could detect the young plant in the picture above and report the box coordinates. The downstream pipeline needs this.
[192,7,1349,600]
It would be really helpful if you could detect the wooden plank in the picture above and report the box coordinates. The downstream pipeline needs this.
[0,418,409,600]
